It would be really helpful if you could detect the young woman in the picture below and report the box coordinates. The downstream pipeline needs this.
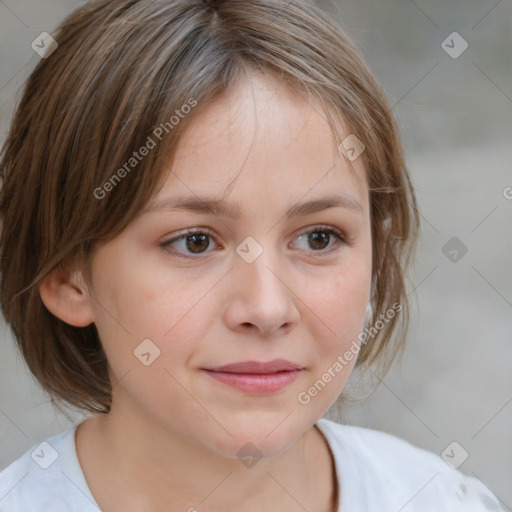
[0,1,503,510]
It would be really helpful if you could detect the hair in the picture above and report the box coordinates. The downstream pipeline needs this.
[0,0,419,415]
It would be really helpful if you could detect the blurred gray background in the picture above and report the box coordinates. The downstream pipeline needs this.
[1,0,511,508]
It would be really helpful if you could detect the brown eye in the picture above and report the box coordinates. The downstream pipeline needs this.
[183,233,211,253]
[161,228,216,257]
[306,232,331,251]
[292,226,346,253]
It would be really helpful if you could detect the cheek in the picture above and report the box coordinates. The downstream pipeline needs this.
[294,259,371,414]
[305,256,372,344]
[89,244,184,336]
[88,253,215,384]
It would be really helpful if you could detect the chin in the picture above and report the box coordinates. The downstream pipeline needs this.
[203,414,312,462]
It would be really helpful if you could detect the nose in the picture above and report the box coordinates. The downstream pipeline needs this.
[222,242,300,337]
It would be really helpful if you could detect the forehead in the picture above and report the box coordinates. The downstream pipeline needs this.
[148,70,368,215]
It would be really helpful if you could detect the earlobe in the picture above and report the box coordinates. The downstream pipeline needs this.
[38,264,95,327]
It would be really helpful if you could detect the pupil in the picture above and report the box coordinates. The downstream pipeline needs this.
[186,234,209,253]
[309,232,329,250]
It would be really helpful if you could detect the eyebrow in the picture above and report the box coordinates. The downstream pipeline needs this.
[143,193,363,218]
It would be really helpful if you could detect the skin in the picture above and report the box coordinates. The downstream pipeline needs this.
[40,69,373,512]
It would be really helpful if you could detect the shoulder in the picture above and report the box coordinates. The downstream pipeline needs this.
[316,418,504,512]
[0,425,99,512]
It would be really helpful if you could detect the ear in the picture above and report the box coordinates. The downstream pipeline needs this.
[39,263,95,327]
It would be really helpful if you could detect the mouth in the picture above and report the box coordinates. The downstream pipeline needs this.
[202,359,304,394]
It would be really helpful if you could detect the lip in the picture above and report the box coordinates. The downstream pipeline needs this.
[202,359,304,395]
[203,359,304,374]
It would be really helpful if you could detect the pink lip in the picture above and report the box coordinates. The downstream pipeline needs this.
[202,359,304,394]
[204,359,303,374]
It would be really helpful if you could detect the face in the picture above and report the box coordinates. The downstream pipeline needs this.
[83,71,373,460]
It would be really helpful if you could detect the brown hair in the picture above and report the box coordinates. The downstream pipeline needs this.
[0,0,419,415]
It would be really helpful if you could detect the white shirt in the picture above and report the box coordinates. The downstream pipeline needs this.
[0,418,504,511]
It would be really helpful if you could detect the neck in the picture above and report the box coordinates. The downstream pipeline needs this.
[75,400,337,512]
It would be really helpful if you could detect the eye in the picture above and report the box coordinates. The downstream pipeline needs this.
[291,225,347,254]
[160,225,347,258]
[160,228,216,257]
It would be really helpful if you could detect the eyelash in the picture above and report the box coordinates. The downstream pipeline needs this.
[160,225,348,258]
